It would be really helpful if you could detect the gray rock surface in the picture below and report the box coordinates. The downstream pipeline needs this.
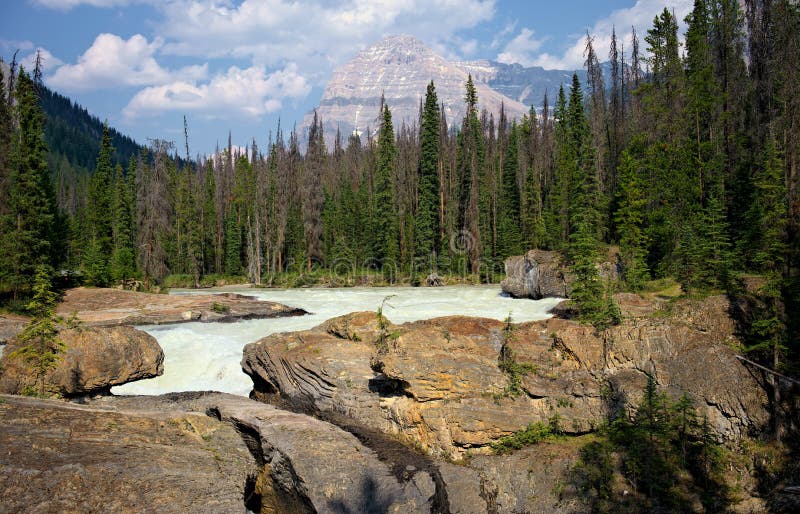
[501,248,621,299]
[0,392,443,514]
[501,249,571,299]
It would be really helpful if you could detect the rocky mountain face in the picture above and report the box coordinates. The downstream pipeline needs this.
[457,60,617,109]
[304,35,531,147]
[457,60,579,108]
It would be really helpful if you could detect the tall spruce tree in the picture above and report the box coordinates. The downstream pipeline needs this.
[84,124,115,284]
[496,121,523,261]
[565,74,615,327]
[303,111,325,270]
[614,150,649,290]
[457,75,485,274]
[374,103,399,270]
[414,81,441,271]
[109,162,136,282]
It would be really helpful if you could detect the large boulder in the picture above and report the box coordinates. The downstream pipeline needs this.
[501,249,570,299]
[501,248,621,299]
[0,325,163,397]
[243,295,769,462]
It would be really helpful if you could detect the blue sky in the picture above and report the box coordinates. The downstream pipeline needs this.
[1,0,692,155]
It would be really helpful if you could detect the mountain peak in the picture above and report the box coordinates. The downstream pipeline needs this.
[307,34,529,145]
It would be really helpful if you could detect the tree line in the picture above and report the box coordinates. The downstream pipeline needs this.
[1,1,797,362]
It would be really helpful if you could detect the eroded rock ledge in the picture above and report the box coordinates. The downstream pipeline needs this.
[55,287,306,326]
[242,294,768,462]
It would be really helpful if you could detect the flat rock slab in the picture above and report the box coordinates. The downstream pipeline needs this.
[55,287,306,326]
[0,393,256,514]
[0,392,437,514]
[0,314,28,345]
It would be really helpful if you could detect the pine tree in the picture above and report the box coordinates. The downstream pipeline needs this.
[414,81,441,271]
[547,85,571,248]
[456,75,485,274]
[565,74,613,327]
[614,150,649,290]
[84,124,115,285]
[496,121,523,261]
[303,111,325,270]
[0,69,55,298]
[10,265,65,396]
[109,162,136,282]
[374,103,399,271]
[136,142,171,288]
[224,209,241,275]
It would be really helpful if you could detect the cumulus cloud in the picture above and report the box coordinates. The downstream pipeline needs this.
[498,0,693,70]
[155,0,495,82]
[123,63,311,119]
[21,48,63,73]
[497,28,545,67]
[48,33,207,92]
[30,0,138,9]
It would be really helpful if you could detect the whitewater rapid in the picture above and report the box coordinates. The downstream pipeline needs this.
[112,285,562,397]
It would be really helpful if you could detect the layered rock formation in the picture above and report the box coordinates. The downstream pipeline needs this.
[243,294,768,462]
[0,325,163,397]
[305,35,530,147]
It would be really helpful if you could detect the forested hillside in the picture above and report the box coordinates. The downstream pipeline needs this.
[0,1,797,369]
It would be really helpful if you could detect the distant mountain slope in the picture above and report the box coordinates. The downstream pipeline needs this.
[1,59,143,173]
[39,87,143,172]
[304,35,531,146]
[457,60,581,108]
[458,60,622,110]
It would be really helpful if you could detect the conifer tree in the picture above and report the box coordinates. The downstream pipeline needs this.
[1,69,55,297]
[223,210,242,275]
[414,81,441,271]
[84,124,114,284]
[614,150,649,290]
[496,121,523,261]
[456,75,485,274]
[564,74,615,327]
[303,111,325,270]
[374,103,399,270]
[109,162,136,282]
[546,85,571,248]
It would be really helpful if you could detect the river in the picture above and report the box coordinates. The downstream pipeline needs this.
[112,285,562,397]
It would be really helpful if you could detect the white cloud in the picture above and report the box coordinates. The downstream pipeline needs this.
[155,0,495,83]
[499,0,694,70]
[47,33,207,92]
[497,28,545,67]
[123,63,311,119]
[491,21,517,50]
[30,0,138,10]
[22,48,63,73]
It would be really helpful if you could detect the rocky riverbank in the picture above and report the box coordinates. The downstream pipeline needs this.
[0,283,794,513]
